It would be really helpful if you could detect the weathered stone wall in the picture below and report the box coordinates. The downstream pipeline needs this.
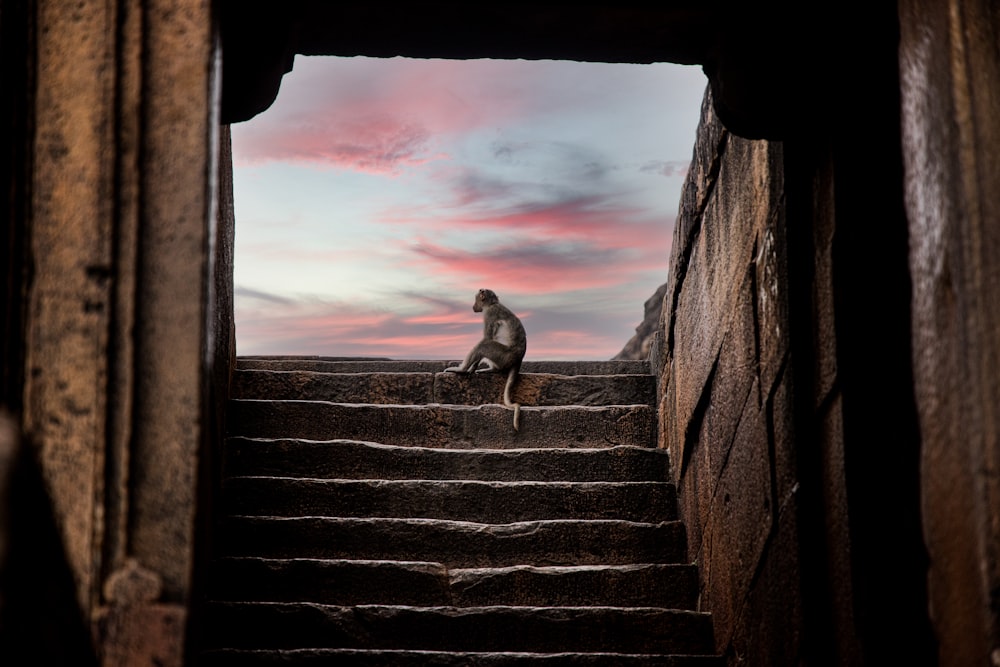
[24,0,120,617]
[1,2,997,665]
[658,5,962,663]
[653,15,938,665]
[899,1,1000,664]
[0,0,225,664]
[614,283,667,361]
[654,90,799,664]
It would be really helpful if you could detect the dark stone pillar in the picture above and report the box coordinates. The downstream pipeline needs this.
[9,0,220,663]
[900,1,1000,664]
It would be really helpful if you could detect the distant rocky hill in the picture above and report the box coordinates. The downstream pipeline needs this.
[614,282,668,361]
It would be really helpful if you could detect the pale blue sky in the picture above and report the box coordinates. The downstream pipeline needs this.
[232,56,707,360]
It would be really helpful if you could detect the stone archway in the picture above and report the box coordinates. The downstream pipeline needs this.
[3,2,999,665]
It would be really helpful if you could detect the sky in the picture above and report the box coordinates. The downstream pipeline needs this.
[231,56,707,360]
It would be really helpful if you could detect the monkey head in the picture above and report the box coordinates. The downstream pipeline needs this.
[473,288,499,312]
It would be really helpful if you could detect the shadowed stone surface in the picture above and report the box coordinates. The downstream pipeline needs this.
[228,400,655,449]
[218,517,687,568]
[221,477,677,522]
[237,357,652,376]
[200,648,725,667]
[233,371,436,404]
[207,559,698,609]
[209,559,453,606]
[447,564,698,609]
[202,603,714,654]
[232,369,656,407]
[206,358,716,661]
[223,439,671,482]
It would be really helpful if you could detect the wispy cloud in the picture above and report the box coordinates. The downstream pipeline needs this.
[235,286,640,360]
[234,286,296,305]
[232,57,535,174]
[236,288,488,359]
[231,56,706,359]
[381,144,673,250]
[407,239,637,293]
[640,159,691,178]
[378,154,674,291]
[236,117,437,174]
[436,195,665,248]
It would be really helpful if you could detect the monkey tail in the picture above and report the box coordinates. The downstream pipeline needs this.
[503,367,521,431]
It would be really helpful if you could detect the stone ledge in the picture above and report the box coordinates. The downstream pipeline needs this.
[207,558,699,610]
[202,602,714,654]
[237,357,652,376]
[201,648,725,666]
[218,517,687,568]
[227,401,656,449]
[220,477,677,523]
[223,439,671,482]
[231,369,656,407]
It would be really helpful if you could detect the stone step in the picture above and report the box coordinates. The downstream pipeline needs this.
[227,400,655,449]
[221,477,677,523]
[446,564,698,610]
[205,356,721,664]
[199,648,725,667]
[223,439,671,482]
[232,369,656,407]
[237,356,653,376]
[208,558,699,609]
[201,603,716,655]
[217,517,687,567]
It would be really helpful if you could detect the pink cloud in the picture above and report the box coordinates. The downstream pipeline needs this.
[235,115,438,174]
[404,239,655,294]
[232,57,533,173]
[234,287,636,360]
[371,167,673,296]
[404,310,481,326]
[376,158,673,252]
[383,196,669,248]
[383,195,673,292]
[230,57,700,360]
[453,201,664,249]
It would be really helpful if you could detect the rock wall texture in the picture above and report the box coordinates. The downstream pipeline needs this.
[899,1,1000,664]
[654,90,800,665]
[656,4,946,654]
[614,283,667,361]
[658,4,1000,664]
[1,2,998,665]
[0,1,230,665]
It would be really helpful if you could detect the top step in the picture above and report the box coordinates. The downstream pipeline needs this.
[237,356,653,376]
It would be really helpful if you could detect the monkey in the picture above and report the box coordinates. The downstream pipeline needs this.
[445,288,527,430]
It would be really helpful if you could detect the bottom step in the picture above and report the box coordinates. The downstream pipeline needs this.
[200,648,725,666]
[203,603,715,654]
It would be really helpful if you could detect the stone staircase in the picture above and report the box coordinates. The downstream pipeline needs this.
[199,356,721,666]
